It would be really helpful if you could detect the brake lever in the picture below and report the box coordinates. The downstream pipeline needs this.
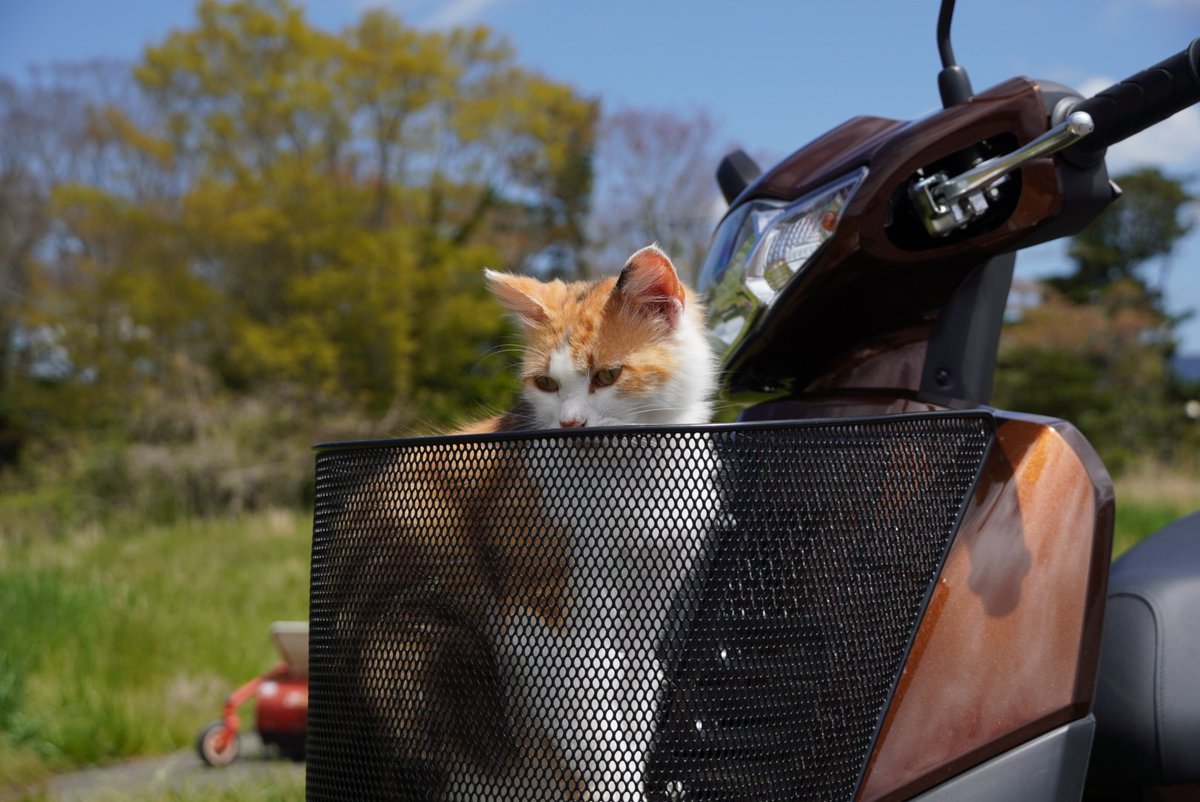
[910,110,1095,236]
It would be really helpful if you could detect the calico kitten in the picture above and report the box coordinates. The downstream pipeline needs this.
[336,245,718,801]
[459,243,717,434]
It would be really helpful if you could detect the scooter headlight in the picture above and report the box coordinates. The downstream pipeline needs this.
[699,168,866,361]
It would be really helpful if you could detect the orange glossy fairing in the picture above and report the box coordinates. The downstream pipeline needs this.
[857,413,1113,801]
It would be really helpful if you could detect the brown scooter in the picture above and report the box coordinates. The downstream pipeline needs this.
[700,0,1200,798]
[303,2,1200,799]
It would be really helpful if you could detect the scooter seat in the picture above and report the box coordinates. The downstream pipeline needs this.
[1091,510,1200,785]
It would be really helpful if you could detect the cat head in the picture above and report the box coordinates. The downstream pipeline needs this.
[485,245,718,429]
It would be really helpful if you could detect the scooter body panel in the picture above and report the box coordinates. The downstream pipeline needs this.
[908,717,1095,802]
[740,398,1113,802]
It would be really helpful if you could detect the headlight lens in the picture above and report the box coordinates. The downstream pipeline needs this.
[699,168,866,360]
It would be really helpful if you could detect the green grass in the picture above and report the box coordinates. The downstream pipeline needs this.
[0,510,311,788]
[1113,500,1191,555]
[115,774,306,801]
[4,768,306,802]
[1113,466,1200,556]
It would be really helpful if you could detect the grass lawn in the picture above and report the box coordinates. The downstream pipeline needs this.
[1113,467,1200,555]
[0,510,311,789]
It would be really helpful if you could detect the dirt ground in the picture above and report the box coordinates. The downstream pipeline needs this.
[0,734,304,802]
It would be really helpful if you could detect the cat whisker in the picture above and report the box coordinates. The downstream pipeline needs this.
[480,344,527,357]
[473,347,527,373]
[623,403,691,417]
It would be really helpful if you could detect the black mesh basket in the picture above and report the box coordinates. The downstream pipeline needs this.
[307,412,994,802]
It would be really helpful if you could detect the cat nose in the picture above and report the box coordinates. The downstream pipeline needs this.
[560,418,587,429]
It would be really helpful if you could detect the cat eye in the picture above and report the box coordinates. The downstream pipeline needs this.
[533,375,559,392]
[593,366,623,387]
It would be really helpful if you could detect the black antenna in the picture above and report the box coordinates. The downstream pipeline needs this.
[937,0,974,107]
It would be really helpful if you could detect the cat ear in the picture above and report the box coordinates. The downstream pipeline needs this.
[614,244,686,328]
[484,269,550,327]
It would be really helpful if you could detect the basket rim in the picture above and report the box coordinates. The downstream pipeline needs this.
[312,408,996,454]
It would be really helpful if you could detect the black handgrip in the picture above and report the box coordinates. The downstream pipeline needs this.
[1068,37,1200,165]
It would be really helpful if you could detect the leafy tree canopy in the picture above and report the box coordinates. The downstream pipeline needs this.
[2,0,598,446]
[995,167,1196,471]
[1050,167,1194,305]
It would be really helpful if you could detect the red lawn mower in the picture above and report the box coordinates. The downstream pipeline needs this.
[196,620,309,766]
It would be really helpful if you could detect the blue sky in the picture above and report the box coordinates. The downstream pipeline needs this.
[3,0,1200,350]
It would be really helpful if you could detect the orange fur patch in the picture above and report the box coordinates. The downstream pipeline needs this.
[503,274,681,399]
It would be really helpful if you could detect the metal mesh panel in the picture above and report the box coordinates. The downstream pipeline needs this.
[307,413,993,802]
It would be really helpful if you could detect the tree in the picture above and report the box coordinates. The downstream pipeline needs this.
[586,106,729,282]
[0,63,148,455]
[0,81,44,465]
[995,280,1178,469]
[994,168,1196,470]
[1050,167,1194,305]
[8,0,599,433]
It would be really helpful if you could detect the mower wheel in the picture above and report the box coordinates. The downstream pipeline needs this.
[196,720,239,767]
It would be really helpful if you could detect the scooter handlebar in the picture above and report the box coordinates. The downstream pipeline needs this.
[1067,37,1200,163]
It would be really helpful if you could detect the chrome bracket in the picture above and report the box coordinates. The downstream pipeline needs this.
[910,110,1095,237]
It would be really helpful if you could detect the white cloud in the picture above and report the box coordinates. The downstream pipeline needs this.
[334,0,424,15]
[424,0,504,28]
[1076,76,1200,174]
[330,0,505,27]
